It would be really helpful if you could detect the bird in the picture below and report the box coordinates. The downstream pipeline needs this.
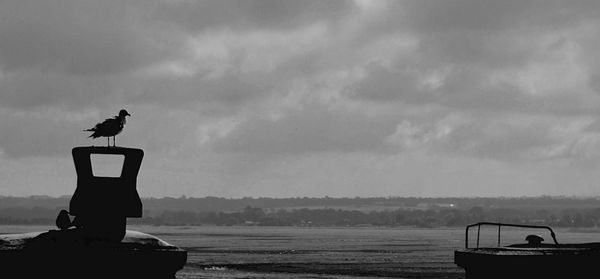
[84,109,131,147]
[56,209,72,231]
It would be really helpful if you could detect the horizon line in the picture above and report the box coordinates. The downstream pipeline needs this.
[2,194,600,200]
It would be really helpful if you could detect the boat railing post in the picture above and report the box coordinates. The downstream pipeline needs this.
[550,230,558,245]
[465,225,469,249]
[497,225,501,247]
[476,224,481,248]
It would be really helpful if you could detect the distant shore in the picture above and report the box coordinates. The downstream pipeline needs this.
[3,196,600,229]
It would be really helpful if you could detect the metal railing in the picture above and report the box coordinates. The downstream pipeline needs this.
[465,222,559,249]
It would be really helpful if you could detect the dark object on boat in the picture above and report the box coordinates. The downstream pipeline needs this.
[55,209,72,230]
[455,222,600,279]
[0,146,187,278]
[524,234,544,246]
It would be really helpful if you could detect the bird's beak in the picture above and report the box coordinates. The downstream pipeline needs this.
[127,112,131,117]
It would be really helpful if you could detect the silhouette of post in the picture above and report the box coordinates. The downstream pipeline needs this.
[70,146,143,242]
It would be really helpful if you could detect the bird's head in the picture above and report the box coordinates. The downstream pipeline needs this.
[119,109,131,118]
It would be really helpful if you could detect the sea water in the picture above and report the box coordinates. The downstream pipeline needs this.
[3,225,600,279]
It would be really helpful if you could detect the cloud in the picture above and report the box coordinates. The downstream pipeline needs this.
[436,115,562,160]
[0,0,177,76]
[0,108,98,158]
[383,113,600,162]
[345,62,439,104]
[128,73,271,108]
[211,103,399,155]
[344,0,600,112]
[5,0,600,197]
[0,71,126,109]
[150,0,354,32]
[0,104,213,159]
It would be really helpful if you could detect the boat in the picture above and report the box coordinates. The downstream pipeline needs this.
[454,222,600,279]
[0,146,187,278]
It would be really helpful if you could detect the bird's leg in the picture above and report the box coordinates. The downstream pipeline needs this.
[113,136,116,147]
[107,137,110,147]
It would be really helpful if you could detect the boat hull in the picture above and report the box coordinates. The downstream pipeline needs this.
[455,246,600,279]
[0,229,187,279]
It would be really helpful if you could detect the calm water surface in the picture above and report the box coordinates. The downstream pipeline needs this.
[3,225,600,278]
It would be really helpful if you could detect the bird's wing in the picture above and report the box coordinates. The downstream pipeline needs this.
[86,117,121,138]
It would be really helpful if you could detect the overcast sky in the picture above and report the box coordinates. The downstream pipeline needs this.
[3,0,600,198]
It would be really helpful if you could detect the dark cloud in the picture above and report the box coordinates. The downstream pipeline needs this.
[345,63,438,104]
[346,44,600,117]
[3,0,600,197]
[0,0,176,75]
[0,71,123,109]
[336,0,600,117]
[345,61,528,112]
[402,0,538,32]
[0,68,270,112]
[400,0,600,34]
[1,0,600,161]
[130,73,271,107]
[151,0,353,32]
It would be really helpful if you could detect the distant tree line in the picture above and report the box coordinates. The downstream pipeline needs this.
[126,206,600,228]
[4,196,600,228]
[4,195,600,214]
[0,206,58,225]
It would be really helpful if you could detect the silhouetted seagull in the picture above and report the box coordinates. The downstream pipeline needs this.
[56,210,72,231]
[84,109,131,147]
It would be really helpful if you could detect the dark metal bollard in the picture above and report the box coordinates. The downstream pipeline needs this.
[70,146,143,242]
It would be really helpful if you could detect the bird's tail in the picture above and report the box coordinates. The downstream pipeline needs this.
[84,128,95,138]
